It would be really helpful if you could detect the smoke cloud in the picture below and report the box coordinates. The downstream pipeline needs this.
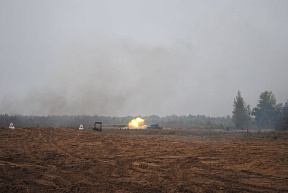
[1,1,288,117]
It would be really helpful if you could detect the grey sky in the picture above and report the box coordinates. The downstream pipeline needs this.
[1,0,288,117]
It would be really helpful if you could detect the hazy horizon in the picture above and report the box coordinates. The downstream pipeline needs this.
[1,0,288,117]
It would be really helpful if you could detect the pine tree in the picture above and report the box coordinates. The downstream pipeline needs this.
[275,100,288,131]
[232,91,250,129]
[252,91,276,128]
[282,101,288,130]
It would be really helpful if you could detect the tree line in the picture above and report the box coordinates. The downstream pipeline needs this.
[0,90,287,131]
[232,91,288,131]
[0,114,231,129]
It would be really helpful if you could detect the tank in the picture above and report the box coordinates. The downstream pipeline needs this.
[147,123,163,129]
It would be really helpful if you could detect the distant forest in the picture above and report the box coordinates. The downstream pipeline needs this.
[0,114,232,130]
[1,91,287,131]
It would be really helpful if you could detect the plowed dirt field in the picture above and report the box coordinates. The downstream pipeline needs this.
[0,128,287,192]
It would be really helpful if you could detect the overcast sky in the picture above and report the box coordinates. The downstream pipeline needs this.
[1,0,288,117]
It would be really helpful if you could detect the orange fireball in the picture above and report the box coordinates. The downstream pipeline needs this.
[128,117,145,129]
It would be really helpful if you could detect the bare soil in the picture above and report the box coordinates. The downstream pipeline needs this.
[0,128,287,192]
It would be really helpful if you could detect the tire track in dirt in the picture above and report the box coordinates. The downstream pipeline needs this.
[39,129,105,188]
[4,129,73,191]
[0,160,46,169]
[113,137,288,192]
[2,128,287,192]
[26,129,96,190]
[21,129,34,159]
[169,156,288,192]
[21,128,51,160]
[43,129,80,159]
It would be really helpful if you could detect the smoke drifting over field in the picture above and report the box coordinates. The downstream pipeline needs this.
[1,38,192,115]
[1,1,288,116]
